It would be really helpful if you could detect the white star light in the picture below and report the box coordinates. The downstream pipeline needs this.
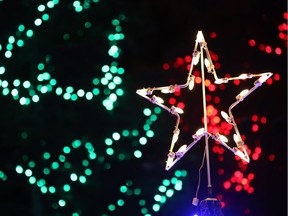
[136,30,273,171]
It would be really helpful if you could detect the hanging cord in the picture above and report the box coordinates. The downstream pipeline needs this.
[192,146,206,206]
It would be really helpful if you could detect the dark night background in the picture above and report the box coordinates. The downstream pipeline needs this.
[0,0,287,216]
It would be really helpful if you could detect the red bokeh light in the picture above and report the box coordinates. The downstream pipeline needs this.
[251,124,259,132]
[248,39,256,47]
[163,63,170,70]
[223,181,231,189]
[168,97,176,105]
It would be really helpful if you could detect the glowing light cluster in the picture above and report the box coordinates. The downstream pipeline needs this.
[0,0,125,110]
[248,11,287,55]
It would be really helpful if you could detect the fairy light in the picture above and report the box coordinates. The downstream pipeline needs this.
[137,31,272,171]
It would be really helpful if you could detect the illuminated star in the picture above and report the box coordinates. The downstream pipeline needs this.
[136,30,273,171]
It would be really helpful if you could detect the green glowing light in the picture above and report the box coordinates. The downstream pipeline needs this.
[79,175,87,184]
[117,199,124,206]
[122,130,129,137]
[29,176,37,184]
[63,184,71,192]
[120,185,127,193]
[63,146,71,154]
[15,166,23,174]
[158,185,167,193]
[166,189,174,197]
[70,173,78,181]
[139,137,147,145]
[134,150,142,158]
[58,199,66,207]
[106,148,114,155]
[26,29,34,37]
[85,168,92,176]
[38,5,45,12]
[112,132,120,140]
[152,204,160,212]
[108,204,116,211]
[49,186,56,193]
[25,169,32,177]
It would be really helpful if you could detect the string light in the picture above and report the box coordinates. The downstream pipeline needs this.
[136,30,272,169]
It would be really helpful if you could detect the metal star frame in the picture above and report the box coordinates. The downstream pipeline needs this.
[136,31,273,181]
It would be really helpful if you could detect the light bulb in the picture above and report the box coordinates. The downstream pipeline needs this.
[161,85,175,94]
[177,144,187,153]
[174,107,184,114]
[172,129,180,144]
[176,144,187,157]
[221,111,232,123]
[193,51,200,65]
[236,89,249,101]
[217,134,228,143]
[189,75,195,90]
[233,134,240,143]
[196,128,205,136]
[193,128,205,139]
[204,58,210,67]
[151,95,164,104]
[238,74,249,79]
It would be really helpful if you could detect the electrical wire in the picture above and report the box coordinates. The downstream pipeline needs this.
[195,145,206,199]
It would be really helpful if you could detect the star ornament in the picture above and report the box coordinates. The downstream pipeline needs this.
[136,30,273,171]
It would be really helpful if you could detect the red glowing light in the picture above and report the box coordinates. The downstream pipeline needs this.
[265,46,272,54]
[284,12,288,19]
[219,84,225,90]
[255,147,262,154]
[176,57,184,66]
[205,79,211,87]
[258,43,265,51]
[208,83,216,91]
[177,102,185,109]
[163,63,170,70]
[168,97,176,105]
[210,32,217,39]
[248,39,256,47]
[252,153,259,161]
[214,62,221,70]
[218,168,224,175]
[185,55,192,63]
[234,170,243,178]
[174,88,181,96]
[266,77,273,85]
[206,94,212,101]
[233,79,240,86]
[211,53,219,61]
[195,76,202,84]
[260,116,267,124]
[193,70,200,76]
[213,116,221,124]
[268,154,275,161]
[247,187,254,194]
[275,47,282,55]
[241,178,248,185]
[274,73,280,81]
[279,32,286,40]
[247,173,255,180]
[223,181,231,189]
[235,184,242,192]
[214,96,220,104]
[251,124,259,132]
[251,114,258,122]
